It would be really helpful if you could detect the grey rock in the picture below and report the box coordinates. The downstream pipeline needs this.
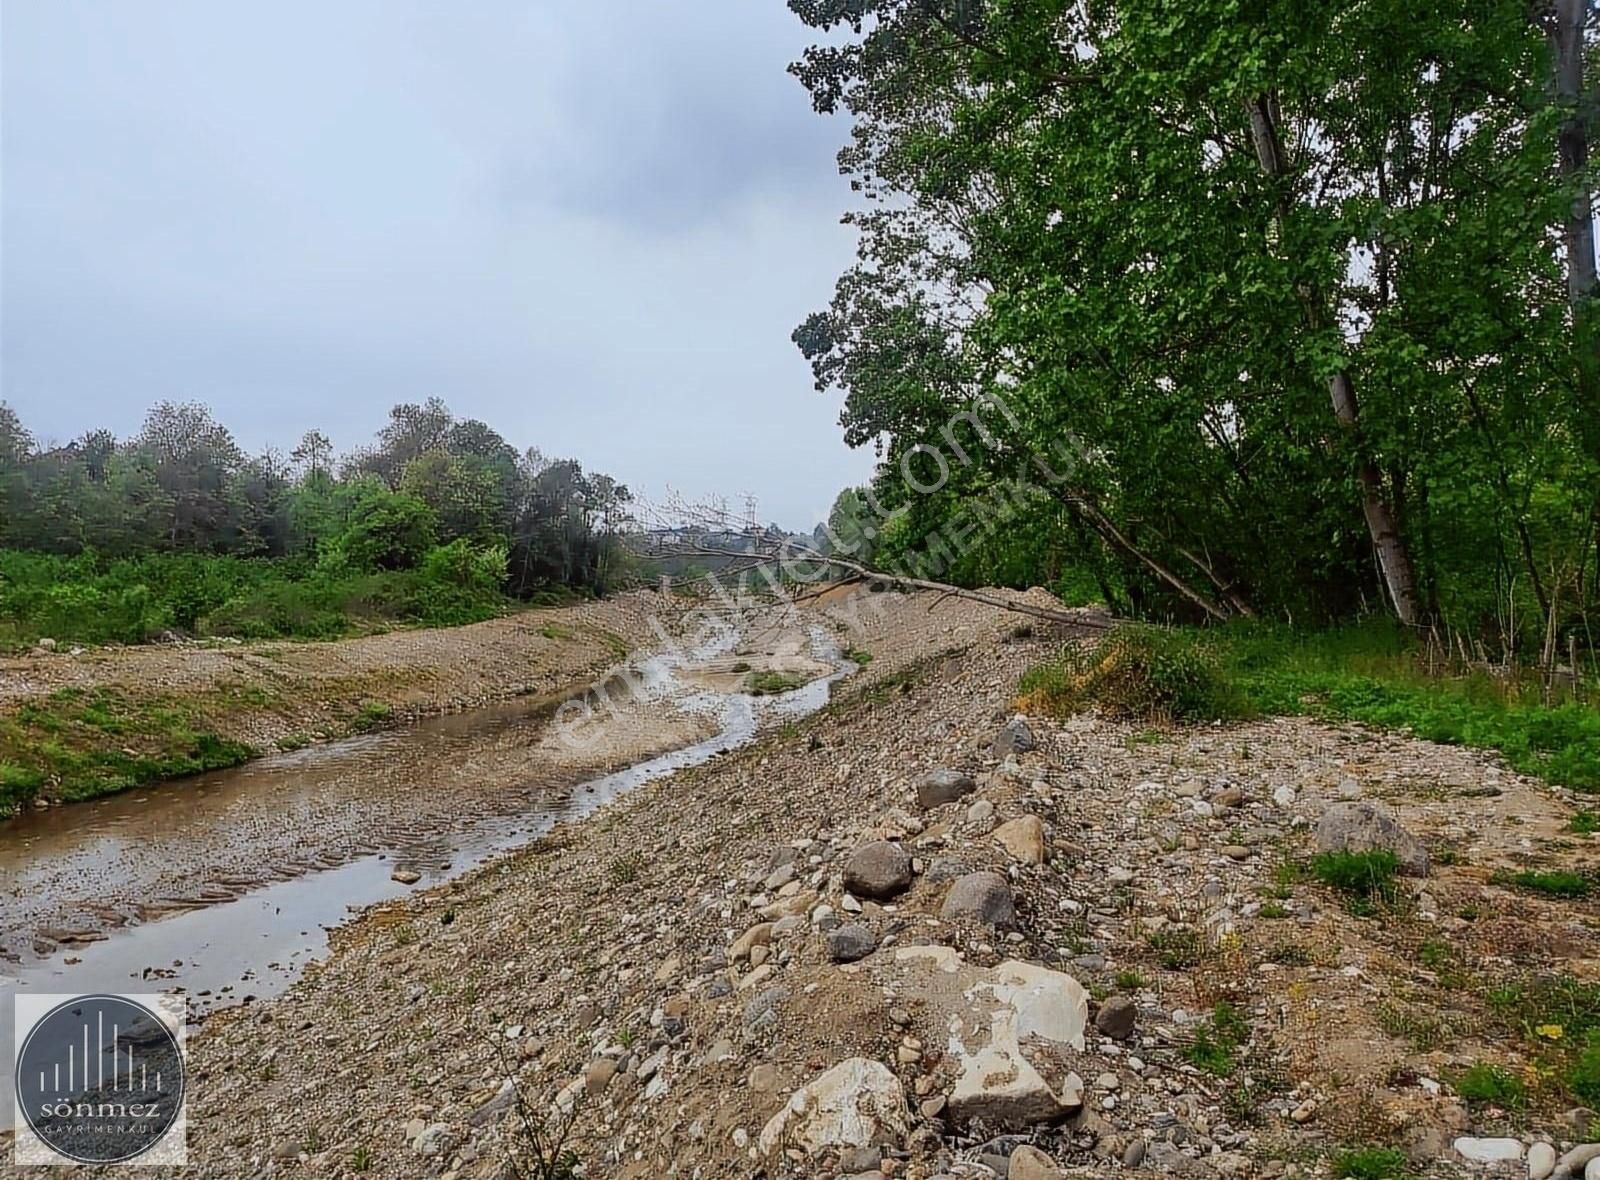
[1316,801,1430,876]
[917,768,977,810]
[827,923,878,963]
[940,871,1016,927]
[743,985,789,1030]
[843,841,913,899]
[1094,994,1137,1040]
[925,856,971,883]
[992,717,1037,756]
[1124,1139,1148,1169]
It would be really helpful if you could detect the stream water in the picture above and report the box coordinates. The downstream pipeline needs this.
[0,622,849,1123]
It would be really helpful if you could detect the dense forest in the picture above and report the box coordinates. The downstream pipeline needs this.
[794,0,1600,660]
[0,398,634,645]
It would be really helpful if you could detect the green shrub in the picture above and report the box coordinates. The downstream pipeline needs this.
[1495,869,1592,898]
[746,670,808,696]
[1146,927,1206,969]
[1453,1062,1526,1107]
[1312,849,1400,914]
[1330,1146,1410,1180]
[0,545,513,648]
[1018,625,1251,722]
[1182,1002,1249,1076]
[1570,811,1600,834]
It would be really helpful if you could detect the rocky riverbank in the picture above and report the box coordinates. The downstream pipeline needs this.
[9,589,1600,1179]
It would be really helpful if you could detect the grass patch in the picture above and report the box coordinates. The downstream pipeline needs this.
[844,648,873,666]
[349,700,395,733]
[1146,927,1206,970]
[1311,849,1400,915]
[1022,619,1600,790]
[1571,811,1600,834]
[0,686,256,815]
[1217,621,1600,791]
[1182,1001,1249,1076]
[539,622,575,641]
[607,852,643,886]
[1330,1146,1410,1180]
[1452,1062,1526,1107]
[745,670,807,696]
[1493,868,1593,898]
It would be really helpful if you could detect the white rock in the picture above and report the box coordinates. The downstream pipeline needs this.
[1528,1142,1556,1180]
[895,954,1089,1126]
[757,1058,908,1157]
[1273,785,1296,808]
[1454,1137,1524,1165]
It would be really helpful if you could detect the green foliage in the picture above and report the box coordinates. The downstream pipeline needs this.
[1146,927,1205,970]
[1452,1063,1526,1108]
[1018,625,1251,723]
[323,483,436,573]
[1219,623,1600,790]
[1182,1002,1249,1077]
[1494,869,1593,898]
[1044,621,1600,792]
[1312,850,1400,915]
[0,546,512,647]
[844,648,872,666]
[1571,811,1600,834]
[745,670,808,696]
[1569,1038,1600,1105]
[1330,1146,1411,1180]
[0,397,635,647]
[0,687,255,814]
[789,0,1600,646]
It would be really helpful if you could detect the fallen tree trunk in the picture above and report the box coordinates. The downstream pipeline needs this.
[657,541,1114,631]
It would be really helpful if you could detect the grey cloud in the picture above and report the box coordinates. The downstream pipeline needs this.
[1,0,873,525]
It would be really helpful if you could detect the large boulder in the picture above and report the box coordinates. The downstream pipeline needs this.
[758,1057,909,1157]
[917,768,976,810]
[1316,801,1429,876]
[992,716,1038,756]
[940,871,1016,927]
[894,949,1088,1127]
[842,841,913,900]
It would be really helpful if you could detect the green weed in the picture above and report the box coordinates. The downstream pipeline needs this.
[1494,869,1592,898]
[1330,1146,1410,1180]
[745,670,807,696]
[1311,850,1400,915]
[1452,1062,1526,1107]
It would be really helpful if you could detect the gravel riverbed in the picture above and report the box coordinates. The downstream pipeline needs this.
[5,590,1597,1180]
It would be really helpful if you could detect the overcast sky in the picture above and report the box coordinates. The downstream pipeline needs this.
[0,0,873,527]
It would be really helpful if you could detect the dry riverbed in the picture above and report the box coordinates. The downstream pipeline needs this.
[6,590,1600,1180]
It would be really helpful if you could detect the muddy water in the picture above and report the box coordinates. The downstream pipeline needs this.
[0,623,847,1121]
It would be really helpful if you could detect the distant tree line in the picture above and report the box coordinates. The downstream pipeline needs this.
[0,398,635,644]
